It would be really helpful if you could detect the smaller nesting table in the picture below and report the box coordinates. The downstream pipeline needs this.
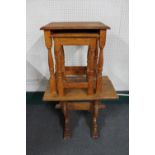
[40,22,118,139]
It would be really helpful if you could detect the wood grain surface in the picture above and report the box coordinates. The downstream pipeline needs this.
[43,76,118,101]
[40,22,110,30]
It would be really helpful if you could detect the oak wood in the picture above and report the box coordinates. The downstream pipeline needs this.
[54,40,64,96]
[54,37,96,45]
[87,39,96,95]
[40,22,116,139]
[40,22,110,30]
[53,36,97,95]
[94,40,98,70]
[41,22,110,96]
[92,101,99,139]
[43,76,118,101]
[96,30,106,94]
[44,30,56,95]
[60,46,65,80]
[65,76,87,82]
[64,81,88,88]
[61,102,71,139]
[65,66,87,75]
[52,33,100,38]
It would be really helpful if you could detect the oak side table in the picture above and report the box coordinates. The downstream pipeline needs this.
[40,22,118,139]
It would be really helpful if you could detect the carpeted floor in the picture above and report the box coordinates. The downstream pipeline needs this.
[26,92,129,155]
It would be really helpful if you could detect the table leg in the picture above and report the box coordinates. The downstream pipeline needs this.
[87,39,96,95]
[92,101,99,139]
[61,102,71,140]
[96,30,106,94]
[44,30,56,95]
[61,46,65,80]
[54,39,64,96]
[94,39,98,72]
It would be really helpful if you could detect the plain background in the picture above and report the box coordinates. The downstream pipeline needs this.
[26,0,129,91]
[1,0,155,155]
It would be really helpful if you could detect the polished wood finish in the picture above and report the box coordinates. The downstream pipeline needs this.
[54,40,64,96]
[96,30,106,94]
[92,101,100,138]
[40,22,110,30]
[44,30,56,95]
[64,81,88,88]
[65,66,87,75]
[42,22,109,96]
[61,102,71,139]
[43,76,118,101]
[41,22,117,139]
[54,37,97,46]
[53,37,97,95]
[52,32,100,38]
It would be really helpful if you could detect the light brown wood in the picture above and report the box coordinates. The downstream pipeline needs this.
[94,40,98,70]
[54,37,96,45]
[40,22,117,139]
[54,40,64,96]
[41,22,110,96]
[44,30,56,95]
[96,30,106,94]
[87,39,96,95]
[52,33,100,38]
[64,82,88,88]
[61,102,71,139]
[53,36,97,95]
[40,22,110,30]
[65,76,87,82]
[92,101,99,138]
[60,46,65,80]
[65,66,87,75]
[43,76,118,101]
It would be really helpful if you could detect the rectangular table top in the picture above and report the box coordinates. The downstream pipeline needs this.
[40,22,110,30]
[43,76,118,101]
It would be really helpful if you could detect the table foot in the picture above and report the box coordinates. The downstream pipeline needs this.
[64,129,71,140]
[92,127,99,139]
[92,101,99,139]
[62,102,71,140]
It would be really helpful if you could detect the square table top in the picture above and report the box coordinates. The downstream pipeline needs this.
[40,22,110,30]
[43,76,118,101]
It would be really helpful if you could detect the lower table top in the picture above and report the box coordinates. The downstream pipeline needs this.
[43,76,118,101]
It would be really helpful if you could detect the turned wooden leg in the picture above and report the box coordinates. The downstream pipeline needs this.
[94,40,98,90]
[92,101,99,139]
[87,39,96,95]
[96,47,103,94]
[54,39,64,96]
[61,102,71,140]
[96,30,106,94]
[61,45,65,80]
[44,30,56,95]
[94,40,98,71]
